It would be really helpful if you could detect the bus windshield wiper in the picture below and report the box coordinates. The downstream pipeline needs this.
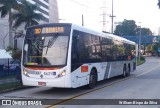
[32,38,43,53]
[45,36,58,54]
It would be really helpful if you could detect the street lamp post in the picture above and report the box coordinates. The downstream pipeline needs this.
[138,26,142,61]
[82,14,84,26]
[110,0,116,34]
[111,0,114,33]
[59,19,65,22]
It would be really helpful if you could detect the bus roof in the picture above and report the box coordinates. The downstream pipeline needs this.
[71,23,136,45]
[27,23,136,45]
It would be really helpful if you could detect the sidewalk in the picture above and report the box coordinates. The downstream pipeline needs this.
[0,78,19,85]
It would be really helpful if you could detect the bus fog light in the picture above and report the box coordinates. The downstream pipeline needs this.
[56,70,66,78]
[23,69,30,77]
[23,70,27,75]
[61,71,66,76]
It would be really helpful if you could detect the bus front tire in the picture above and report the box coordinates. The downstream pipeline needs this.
[87,70,97,89]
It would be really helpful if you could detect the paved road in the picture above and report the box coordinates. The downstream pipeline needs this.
[0,57,160,108]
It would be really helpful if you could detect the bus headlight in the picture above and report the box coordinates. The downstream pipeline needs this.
[56,70,66,78]
[23,69,30,77]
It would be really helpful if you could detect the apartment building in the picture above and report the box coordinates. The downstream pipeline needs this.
[0,0,59,49]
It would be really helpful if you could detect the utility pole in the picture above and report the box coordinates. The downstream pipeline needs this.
[102,0,107,32]
[70,0,89,26]
[138,26,142,61]
[110,0,116,34]
[82,14,84,26]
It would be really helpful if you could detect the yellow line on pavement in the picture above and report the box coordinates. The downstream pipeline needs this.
[45,77,131,108]
[45,60,160,108]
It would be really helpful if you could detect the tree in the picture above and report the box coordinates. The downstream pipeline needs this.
[12,0,45,30]
[136,27,152,36]
[114,19,152,36]
[114,19,137,36]
[0,0,22,48]
[146,44,153,51]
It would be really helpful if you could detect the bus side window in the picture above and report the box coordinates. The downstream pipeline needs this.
[72,35,79,57]
[72,30,82,63]
[71,35,79,63]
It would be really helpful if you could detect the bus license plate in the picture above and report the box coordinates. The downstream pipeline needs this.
[38,82,46,86]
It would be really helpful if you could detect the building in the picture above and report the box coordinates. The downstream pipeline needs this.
[18,0,59,23]
[49,0,59,23]
[0,16,10,49]
[0,0,59,49]
[18,0,49,22]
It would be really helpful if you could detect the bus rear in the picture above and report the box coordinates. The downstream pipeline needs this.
[21,23,72,88]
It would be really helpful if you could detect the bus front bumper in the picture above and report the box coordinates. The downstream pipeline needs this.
[22,75,71,88]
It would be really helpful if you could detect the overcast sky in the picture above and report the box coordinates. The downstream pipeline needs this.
[58,0,160,35]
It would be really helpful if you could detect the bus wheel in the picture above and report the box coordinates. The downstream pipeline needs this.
[88,70,97,89]
[122,65,126,78]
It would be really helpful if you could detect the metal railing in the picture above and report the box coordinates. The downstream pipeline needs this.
[0,58,22,92]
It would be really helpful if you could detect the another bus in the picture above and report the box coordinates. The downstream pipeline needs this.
[22,23,136,89]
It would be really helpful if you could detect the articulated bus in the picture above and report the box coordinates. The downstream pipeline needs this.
[22,23,137,89]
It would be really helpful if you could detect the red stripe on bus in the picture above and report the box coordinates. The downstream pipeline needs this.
[25,67,60,70]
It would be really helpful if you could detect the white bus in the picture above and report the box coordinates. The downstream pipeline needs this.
[22,23,136,89]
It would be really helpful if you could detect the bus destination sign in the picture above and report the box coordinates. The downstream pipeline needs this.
[34,28,41,34]
[34,27,64,34]
[45,27,64,33]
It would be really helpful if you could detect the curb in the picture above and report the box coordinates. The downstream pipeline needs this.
[0,85,35,94]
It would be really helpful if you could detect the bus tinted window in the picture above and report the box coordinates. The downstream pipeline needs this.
[71,30,102,65]
[100,37,112,61]
[71,30,136,71]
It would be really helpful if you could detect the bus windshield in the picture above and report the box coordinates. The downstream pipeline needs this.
[23,35,69,67]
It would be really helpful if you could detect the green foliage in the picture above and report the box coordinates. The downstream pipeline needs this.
[152,43,160,56]
[146,44,153,51]
[153,44,160,52]
[140,56,145,61]
[114,19,137,36]
[136,56,145,66]
[136,27,152,36]
[0,0,20,18]
[0,0,44,28]
[12,0,45,29]
[0,0,45,48]
[114,19,152,36]
[140,28,152,36]
[0,0,23,48]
